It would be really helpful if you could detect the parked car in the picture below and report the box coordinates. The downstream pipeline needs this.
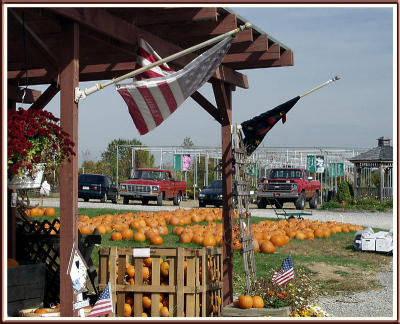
[78,174,118,203]
[198,180,223,207]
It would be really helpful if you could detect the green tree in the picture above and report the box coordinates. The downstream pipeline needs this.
[101,138,155,183]
[182,137,194,148]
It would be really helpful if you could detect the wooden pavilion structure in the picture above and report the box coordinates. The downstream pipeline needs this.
[349,137,393,202]
[6,7,294,316]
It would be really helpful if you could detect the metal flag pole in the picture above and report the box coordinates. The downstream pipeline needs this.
[74,22,252,103]
[299,75,341,98]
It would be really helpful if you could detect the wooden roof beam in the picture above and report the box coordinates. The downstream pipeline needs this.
[7,83,41,103]
[226,48,294,70]
[9,9,59,77]
[48,8,248,89]
[28,82,60,110]
[133,7,218,26]
[229,34,269,53]
[223,43,280,66]
[143,14,237,40]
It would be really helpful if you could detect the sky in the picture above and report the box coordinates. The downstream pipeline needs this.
[17,5,395,164]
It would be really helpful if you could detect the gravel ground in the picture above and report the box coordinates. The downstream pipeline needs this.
[316,261,394,318]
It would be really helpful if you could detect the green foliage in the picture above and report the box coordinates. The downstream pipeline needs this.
[79,160,108,175]
[253,268,318,310]
[100,138,155,182]
[321,198,392,211]
[182,137,194,148]
[336,181,352,203]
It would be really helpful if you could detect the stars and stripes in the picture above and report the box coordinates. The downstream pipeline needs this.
[272,255,295,286]
[87,282,113,317]
[117,36,233,135]
[241,96,301,156]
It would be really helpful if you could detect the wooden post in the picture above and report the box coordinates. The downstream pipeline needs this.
[59,21,79,317]
[212,79,233,306]
[7,100,17,260]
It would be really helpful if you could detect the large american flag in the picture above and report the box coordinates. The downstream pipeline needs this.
[272,255,295,286]
[117,36,233,135]
[87,282,113,317]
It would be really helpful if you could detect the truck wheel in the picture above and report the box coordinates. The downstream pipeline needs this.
[157,194,163,206]
[295,193,306,210]
[257,198,267,209]
[199,201,206,208]
[83,198,89,202]
[309,195,318,209]
[142,198,149,205]
[173,192,182,206]
[123,197,129,205]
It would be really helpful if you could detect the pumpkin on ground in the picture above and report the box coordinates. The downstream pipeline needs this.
[260,240,275,254]
[111,231,123,241]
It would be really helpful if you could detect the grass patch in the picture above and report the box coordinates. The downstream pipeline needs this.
[31,207,393,298]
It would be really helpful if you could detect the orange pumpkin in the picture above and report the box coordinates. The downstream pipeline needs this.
[7,258,19,267]
[44,207,56,216]
[260,240,275,254]
[238,295,253,309]
[270,234,286,247]
[150,234,163,245]
[160,306,169,317]
[122,229,134,240]
[124,303,132,317]
[160,261,169,277]
[203,235,216,247]
[111,231,123,241]
[142,296,151,309]
[126,265,135,278]
[133,231,146,242]
[180,233,192,243]
[252,296,264,308]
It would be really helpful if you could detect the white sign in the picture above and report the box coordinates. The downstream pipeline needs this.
[133,248,151,258]
[73,299,90,310]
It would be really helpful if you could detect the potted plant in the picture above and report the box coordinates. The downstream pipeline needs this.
[7,108,75,189]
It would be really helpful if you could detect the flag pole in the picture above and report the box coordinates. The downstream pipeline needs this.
[299,75,341,98]
[74,22,252,103]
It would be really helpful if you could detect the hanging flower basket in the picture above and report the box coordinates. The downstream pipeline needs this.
[7,108,75,185]
[8,163,45,190]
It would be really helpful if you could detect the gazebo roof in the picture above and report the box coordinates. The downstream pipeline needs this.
[8,7,294,95]
[350,137,393,163]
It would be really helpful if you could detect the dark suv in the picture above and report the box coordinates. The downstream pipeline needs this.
[78,174,118,203]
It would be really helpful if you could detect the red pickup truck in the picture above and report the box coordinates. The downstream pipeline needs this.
[119,168,186,206]
[256,168,321,210]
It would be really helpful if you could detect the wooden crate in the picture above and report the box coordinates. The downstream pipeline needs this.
[222,303,291,317]
[7,263,45,316]
[98,246,223,317]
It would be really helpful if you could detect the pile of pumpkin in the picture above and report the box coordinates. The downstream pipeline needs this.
[25,206,56,217]
[233,295,265,309]
[233,218,363,254]
[114,255,221,317]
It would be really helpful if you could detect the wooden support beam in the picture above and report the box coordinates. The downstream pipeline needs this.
[178,28,253,51]
[59,21,79,317]
[9,9,59,77]
[7,83,41,103]
[142,14,237,41]
[232,49,294,70]
[223,44,280,67]
[48,7,248,89]
[190,91,222,124]
[229,34,269,53]
[212,77,234,307]
[134,7,218,26]
[29,82,60,110]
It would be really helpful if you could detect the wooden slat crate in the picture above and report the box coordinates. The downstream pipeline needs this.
[98,246,223,317]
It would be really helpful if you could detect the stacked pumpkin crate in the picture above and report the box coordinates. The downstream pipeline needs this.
[98,246,223,317]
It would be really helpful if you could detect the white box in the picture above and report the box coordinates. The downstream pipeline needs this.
[375,238,393,252]
[361,238,376,251]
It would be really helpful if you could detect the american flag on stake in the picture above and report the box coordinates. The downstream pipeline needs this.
[87,282,113,317]
[272,255,295,286]
[117,36,233,135]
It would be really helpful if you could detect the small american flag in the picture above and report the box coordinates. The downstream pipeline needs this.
[87,282,113,317]
[272,255,294,286]
[117,36,233,135]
